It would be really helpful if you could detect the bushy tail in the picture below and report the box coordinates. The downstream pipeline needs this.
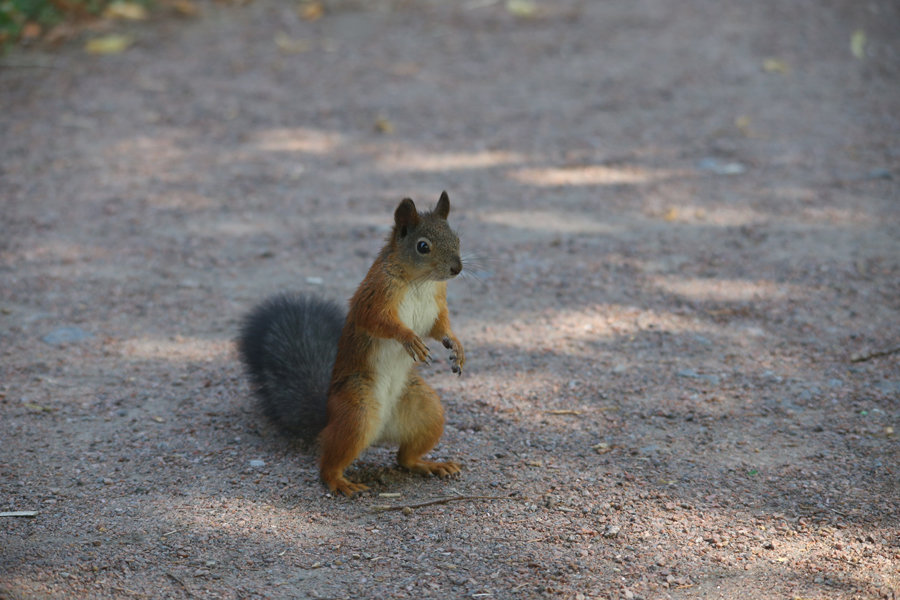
[237,293,346,442]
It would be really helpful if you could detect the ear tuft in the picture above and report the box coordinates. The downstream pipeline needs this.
[435,191,450,219]
[394,198,419,236]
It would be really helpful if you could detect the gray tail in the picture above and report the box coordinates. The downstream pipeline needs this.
[237,293,345,442]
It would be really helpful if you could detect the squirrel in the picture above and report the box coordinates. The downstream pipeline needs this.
[238,192,466,496]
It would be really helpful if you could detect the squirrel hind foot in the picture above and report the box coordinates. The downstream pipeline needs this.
[401,460,461,478]
[324,475,370,497]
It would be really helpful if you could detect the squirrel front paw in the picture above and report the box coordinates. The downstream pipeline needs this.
[442,336,465,376]
[403,334,432,364]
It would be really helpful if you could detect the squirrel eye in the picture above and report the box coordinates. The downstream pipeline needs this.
[416,240,431,254]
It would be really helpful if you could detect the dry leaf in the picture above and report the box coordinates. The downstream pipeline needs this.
[85,34,134,54]
[275,33,310,54]
[506,0,537,17]
[21,22,42,40]
[762,58,788,74]
[103,2,149,20]
[169,0,199,16]
[374,116,393,134]
[592,442,612,454]
[735,114,753,137]
[389,62,421,77]
[44,24,76,45]
[299,1,324,21]
[850,30,866,60]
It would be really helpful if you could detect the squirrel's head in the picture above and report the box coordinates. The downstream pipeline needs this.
[392,191,462,282]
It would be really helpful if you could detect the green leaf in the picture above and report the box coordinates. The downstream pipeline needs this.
[851,29,866,60]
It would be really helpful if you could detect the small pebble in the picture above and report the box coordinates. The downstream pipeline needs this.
[697,157,746,175]
[42,326,92,345]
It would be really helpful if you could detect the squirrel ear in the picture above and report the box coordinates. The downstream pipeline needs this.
[435,191,450,220]
[394,198,419,237]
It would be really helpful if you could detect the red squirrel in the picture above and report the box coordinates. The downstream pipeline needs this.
[239,192,466,496]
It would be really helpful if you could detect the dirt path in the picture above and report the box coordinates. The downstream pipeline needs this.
[2,1,899,598]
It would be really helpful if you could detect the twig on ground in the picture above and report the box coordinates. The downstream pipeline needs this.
[0,63,59,70]
[0,511,38,517]
[166,571,196,597]
[372,494,521,513]
[544,409,582,416]
[850,345,900,362]
[109,585,147,598]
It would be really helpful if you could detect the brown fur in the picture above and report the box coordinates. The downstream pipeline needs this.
[319,192,464,496]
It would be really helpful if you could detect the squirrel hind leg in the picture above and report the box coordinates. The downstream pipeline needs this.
[319,397,374,497]
[394,376,461,478]
[320,442,370,496]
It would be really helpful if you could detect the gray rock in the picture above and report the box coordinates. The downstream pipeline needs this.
[697,157,746,175]
[42,326,93,345]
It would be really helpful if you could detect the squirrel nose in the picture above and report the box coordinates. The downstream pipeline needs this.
[450,257,462,276]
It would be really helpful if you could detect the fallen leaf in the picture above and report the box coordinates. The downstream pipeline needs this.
[735,114,755,137]
[389,62,420,77]
[44,24,76,45]
[21,22,42,40]
[662,207,679,222]
[103,2,149,20]
[85,34,134,55]
[506,0,537,17]
[299,1,324,21]
[850,29,866,60]
[592,442,612,454]
[762,58,789,74]
[169,0,199,16]
[275,33,310,54]
[374,116,393,134]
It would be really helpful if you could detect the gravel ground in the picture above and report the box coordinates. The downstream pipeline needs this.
[1,1,899,599]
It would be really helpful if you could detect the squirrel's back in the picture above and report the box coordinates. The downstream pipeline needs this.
[237,293,346,442]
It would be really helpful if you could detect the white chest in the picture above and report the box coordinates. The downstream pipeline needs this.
[396,281,440,336]
[368,282,439,443]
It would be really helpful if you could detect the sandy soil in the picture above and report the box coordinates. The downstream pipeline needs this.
[2,1,899,598]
